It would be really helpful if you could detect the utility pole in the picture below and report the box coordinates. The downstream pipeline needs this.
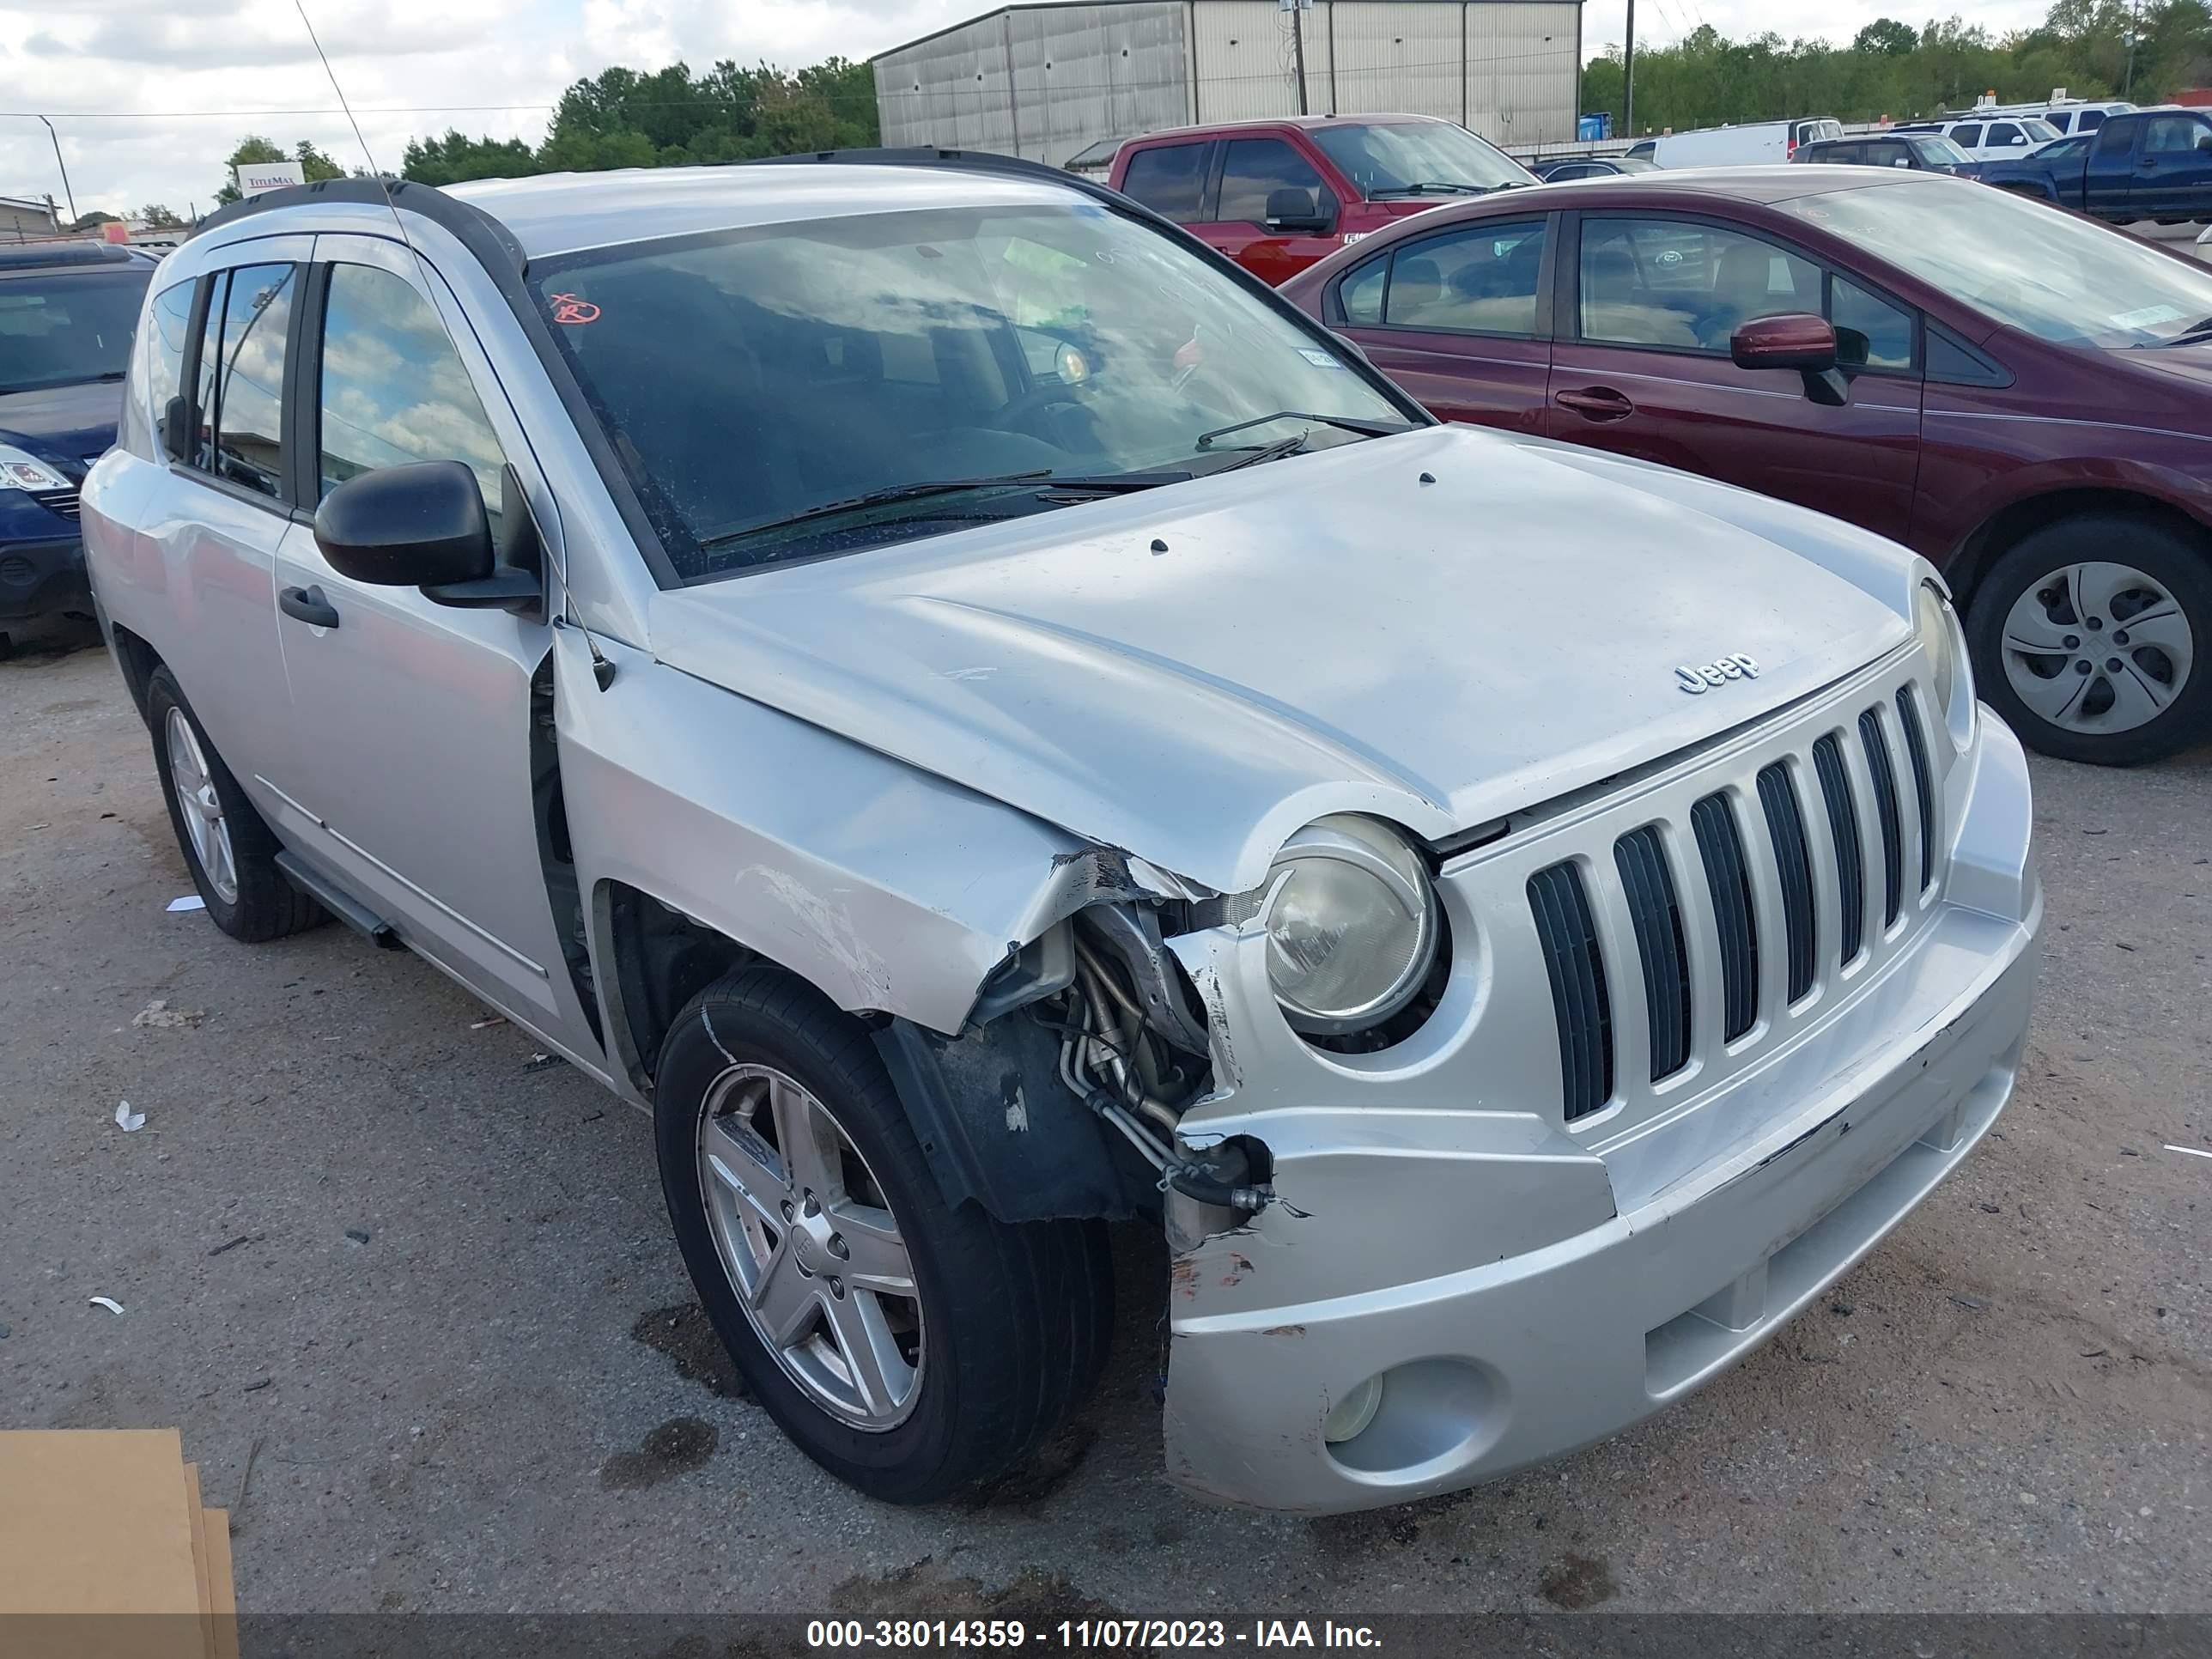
[1623,0,1637,140]
[38,117,77,226]
[2123,0,2140,100]
[1290,0,1310,117]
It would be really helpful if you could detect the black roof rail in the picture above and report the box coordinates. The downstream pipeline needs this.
[187,174,530,279]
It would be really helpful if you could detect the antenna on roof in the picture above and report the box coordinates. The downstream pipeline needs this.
[287,0,615,689]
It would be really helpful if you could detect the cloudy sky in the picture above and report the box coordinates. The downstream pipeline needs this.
[4,0,2054,222]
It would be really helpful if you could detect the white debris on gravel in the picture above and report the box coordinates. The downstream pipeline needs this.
[132,999,205,1030]
[114,1102,146,1133]
[87,1297,125,1316]
[165,895,206,913]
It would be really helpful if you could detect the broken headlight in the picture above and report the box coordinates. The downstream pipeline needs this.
[1263,815,1438,1036]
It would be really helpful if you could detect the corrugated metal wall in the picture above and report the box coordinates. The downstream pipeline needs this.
[1188,0,1332,122]
[873,0,1579,167]
[1323,3,1463,122]
[874,2,1191,164]
[1012,3,1196,161]
[1465,1,1579,147]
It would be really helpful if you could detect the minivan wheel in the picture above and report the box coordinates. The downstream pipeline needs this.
[653,964,1113,1504]
[1966,518,2212,766]
[144,667,325,940]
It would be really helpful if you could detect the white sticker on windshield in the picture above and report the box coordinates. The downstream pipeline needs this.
[2112,303,2185,329]
[1297,348,1347,369]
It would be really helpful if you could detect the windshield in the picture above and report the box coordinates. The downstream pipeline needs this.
[2021,118,2063,143]
[532,202,1412,578]
[0,268,149,394]
[1311,122,1534,196]
[1910,136,1974,166]
[1779,179,2212,348]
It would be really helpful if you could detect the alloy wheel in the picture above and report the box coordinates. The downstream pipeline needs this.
[1999,559,2194,737]
[164,705,239,905]
[695,1062,925,1430]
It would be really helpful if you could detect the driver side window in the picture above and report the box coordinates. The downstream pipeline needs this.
[1578,219,1818,353]
[318,263,509,534]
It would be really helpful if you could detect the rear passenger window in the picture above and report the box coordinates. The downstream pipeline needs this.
[144,280,195,461]
[1217,139,1330,226]
[1951,125,1982,148]
[1382,221,1547,337]
[1338,257,1388,325]
[2143,115,2209,155]
[2078,109,2106,131]
[1120,144,1211,223]
[191,276,223,471]
[209,264,295,500]
[318,263,507,532]
[2045,112,2072,133]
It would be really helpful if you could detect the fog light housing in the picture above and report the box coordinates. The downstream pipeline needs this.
[1322,1374,1384,1443]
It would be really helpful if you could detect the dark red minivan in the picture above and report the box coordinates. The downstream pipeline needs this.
[1279,167,2212,765]
[1108,114,1537,286]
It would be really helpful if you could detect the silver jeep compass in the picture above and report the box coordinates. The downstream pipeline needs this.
[81,153,2040,1514]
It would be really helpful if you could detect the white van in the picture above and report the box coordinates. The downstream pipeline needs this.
[1623,118,1843,167]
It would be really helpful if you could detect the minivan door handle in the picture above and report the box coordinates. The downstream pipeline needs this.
[279,584,341,629]
[1554,386,1637,422]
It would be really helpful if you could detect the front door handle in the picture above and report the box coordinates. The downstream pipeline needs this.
[1554,386,1636,422]
[279,584,340,629]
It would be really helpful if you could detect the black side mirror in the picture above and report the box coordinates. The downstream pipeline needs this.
[161,396,193,463]
[315,459,496,588]
[1265,186,1332,234]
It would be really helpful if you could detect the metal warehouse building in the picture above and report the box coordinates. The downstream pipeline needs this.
[872,0,1584,167]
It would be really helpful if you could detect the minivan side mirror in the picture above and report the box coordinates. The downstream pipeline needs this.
[1730,313,1850,407]
[1265,186,1333,234]
[314,459,500,591]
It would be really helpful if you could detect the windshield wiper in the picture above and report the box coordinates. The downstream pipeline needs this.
[1194,410,1408,450]
[696,468,1200,550]
[697,472,1054,547]
[1370,181,1487,198]
[2142,314,2212,348]
[1207,434,1310,473]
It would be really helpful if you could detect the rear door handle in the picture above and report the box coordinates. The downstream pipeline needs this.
[279,584,340,629]
[1554,386,1636,422]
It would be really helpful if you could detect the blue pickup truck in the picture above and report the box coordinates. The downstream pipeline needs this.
[1978,106,2212,224]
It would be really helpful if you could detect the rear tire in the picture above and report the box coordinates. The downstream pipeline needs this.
[1966,515,2212,765]
[145,666,325,940]
[653,964,1113,1503]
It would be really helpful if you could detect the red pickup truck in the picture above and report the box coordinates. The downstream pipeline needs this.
[1106,113,1537,283]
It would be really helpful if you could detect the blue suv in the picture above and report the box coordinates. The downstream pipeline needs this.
[2,241,153,649]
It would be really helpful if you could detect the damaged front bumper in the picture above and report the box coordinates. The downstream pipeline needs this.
[1160,703,2040,1514]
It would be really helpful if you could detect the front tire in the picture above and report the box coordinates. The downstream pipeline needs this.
[1966,516,2212,765]
[654,965,1113,1504]
[145,666,325,940]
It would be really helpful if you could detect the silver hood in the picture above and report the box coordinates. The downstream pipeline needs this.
[649,426,1915,895]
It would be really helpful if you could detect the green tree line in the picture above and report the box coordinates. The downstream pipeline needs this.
[1583,1,2212,136]
[399,58,877,185]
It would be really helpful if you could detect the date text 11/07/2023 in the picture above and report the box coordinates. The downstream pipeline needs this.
[806,1619,1385,1650]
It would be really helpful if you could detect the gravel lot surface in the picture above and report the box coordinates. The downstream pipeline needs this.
[2,638,2206,1616]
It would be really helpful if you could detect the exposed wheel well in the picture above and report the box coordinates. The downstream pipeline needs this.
[599,882,769,1096]
[1948,489,2212,606]
[108,623,161,723]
